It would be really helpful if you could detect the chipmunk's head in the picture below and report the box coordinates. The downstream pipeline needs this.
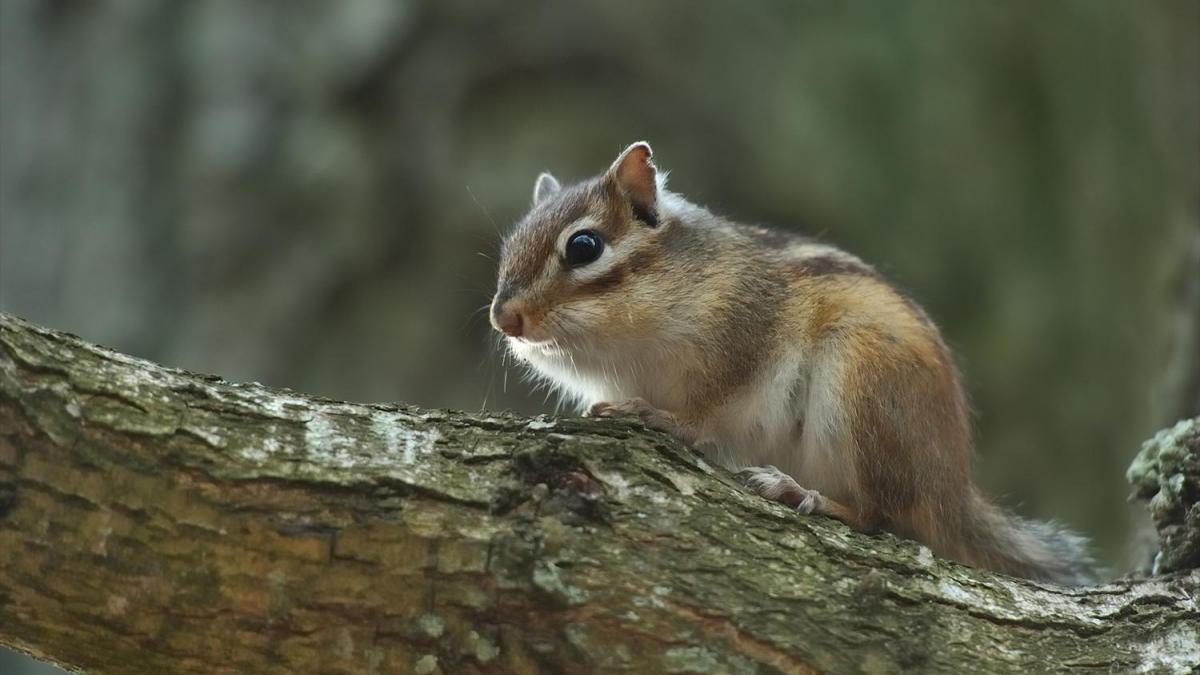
[491,142,670,359]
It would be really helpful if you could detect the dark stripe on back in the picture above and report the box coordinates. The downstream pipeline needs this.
[794,254,937,329]
[793,255,877,278]
[744,225,813,249]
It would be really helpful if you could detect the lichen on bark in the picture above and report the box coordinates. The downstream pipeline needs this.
[1128,417,1200,574]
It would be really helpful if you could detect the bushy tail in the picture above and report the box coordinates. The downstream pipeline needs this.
[956,489,1096,585]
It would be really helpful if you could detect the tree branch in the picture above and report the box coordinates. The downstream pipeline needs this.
[1,312,1197,675]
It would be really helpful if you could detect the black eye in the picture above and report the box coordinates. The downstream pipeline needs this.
[564,230,604,267]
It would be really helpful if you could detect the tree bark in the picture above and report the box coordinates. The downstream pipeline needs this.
[0,312,1196,675]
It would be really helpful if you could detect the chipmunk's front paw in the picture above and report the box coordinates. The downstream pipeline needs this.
[587,398,684,437]
[738,465,822,514]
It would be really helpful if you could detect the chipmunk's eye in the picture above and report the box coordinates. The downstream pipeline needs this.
[564,230,604,267]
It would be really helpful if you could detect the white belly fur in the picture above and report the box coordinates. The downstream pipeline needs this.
[514,340,857,504]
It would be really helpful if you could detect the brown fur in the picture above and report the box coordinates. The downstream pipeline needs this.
[493,142,1094,585]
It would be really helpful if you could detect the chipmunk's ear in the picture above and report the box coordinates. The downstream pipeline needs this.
[607,141,658,225]
[532,172,561,206]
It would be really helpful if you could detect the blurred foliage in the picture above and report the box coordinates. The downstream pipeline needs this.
[1,0,1197,620]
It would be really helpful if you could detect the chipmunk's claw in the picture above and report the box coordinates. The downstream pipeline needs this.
[587,398,657,423]
[584,401,620,418]
[586,398,686,438]
[738,465,823,514]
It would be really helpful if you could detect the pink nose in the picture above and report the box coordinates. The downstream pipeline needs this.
[491,303,524,338]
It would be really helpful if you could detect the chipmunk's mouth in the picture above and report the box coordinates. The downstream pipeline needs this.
[508,335,555,348]
[506,334,566,358]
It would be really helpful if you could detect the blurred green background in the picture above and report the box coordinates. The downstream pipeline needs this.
[1,1,1197,671]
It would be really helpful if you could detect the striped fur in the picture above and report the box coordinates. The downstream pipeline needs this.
[491,143,1094,585]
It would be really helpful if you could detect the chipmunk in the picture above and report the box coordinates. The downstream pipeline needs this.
[490,142,1093,585]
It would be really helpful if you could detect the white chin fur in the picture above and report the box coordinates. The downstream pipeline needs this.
[506,337,618,411]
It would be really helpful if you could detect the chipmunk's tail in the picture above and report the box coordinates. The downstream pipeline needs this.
[955,488,1096,585]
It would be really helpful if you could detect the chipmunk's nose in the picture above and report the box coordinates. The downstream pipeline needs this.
[490,286,525,338]
[493,305,524,338]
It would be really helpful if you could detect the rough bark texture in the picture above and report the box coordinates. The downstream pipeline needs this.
[1,312,1197,675]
